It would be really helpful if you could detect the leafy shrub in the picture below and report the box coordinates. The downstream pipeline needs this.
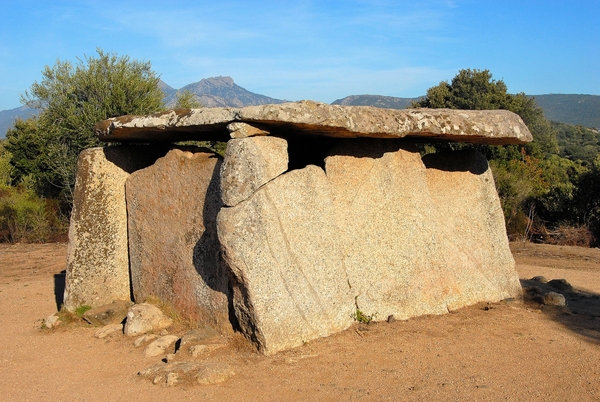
[0,147,13,186]
[353,309,376,324]
[490,153,547,240]
[0,184,68,243]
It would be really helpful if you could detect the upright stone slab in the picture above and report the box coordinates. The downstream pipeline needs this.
[326,141,521,320]
[422,149,522,307]
[126,148,231,333]
[220,136,288,207]
[64,146,165,311]
[325,140,448,320]
[217,165,355,355]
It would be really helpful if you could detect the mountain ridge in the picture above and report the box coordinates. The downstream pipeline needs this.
[164,76,286,108]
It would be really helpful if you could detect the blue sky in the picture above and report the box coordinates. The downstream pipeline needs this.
[0,0,598,111]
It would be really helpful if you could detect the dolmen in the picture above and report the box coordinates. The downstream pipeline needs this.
[63,101,531,355]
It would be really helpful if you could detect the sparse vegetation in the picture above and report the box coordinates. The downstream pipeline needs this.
[143,295,197,331]
[353,309,376,324]
[173,89,203,109]
[74,305,92,317]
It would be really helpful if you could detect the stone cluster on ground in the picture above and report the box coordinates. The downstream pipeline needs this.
[43,299,237,386]
[522,276,576,307]
[64,101,532,356]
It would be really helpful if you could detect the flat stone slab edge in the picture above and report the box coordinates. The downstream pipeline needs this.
[95,100,533,145]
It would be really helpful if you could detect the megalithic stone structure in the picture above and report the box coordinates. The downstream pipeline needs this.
[63,145,167,311]
[65,101,531,355]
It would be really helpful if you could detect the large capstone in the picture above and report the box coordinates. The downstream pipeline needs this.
[96,101,532,145]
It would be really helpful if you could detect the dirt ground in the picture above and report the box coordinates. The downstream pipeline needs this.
[0,242,599,401]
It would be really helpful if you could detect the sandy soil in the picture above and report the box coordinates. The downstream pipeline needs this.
[0,241,599,401]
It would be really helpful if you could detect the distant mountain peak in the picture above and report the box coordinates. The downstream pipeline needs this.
[158,80,175,92]
[201,76,235,86]
[165,76,285,108]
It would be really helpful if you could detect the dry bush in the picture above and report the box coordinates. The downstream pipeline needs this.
[143,295,198,331]
[540,224,595,247]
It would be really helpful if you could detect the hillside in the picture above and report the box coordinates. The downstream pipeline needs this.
[553,121,600,162]
[0,106,38,139]
[331,94,422,109]
[529,94,600,129]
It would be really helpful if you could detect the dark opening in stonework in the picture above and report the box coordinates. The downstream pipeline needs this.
[285,135,336,171]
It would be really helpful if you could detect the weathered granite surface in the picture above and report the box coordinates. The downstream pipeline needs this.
[326,140,449,320]
[217,165,355,355]
[325,142,521,320]
[126,148,231,333]
[220,136,288,207]
[63,146,166,311]
[95,101,532,145]
[423,149,522,308]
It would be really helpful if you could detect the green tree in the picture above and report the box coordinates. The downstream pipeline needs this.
[490,153,548,238]
[572,156,600,242]
[412,69,558,158]
[173,90,202,109]
[414,69,511,110]
[7,49,165,204]
[0,141,14,186]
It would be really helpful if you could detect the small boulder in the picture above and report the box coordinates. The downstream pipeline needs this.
[547,279,573,292]
[530,276,548,284]
[83,300,133,326]
[195,362,235,385]
[144,335,180,358]
[94,323,124,339]
[134,334,159,348]
[189,343,227,358]
[44,314,61,329]
[124,303,173,337]
[139,361,234,386]
[179,327,221,348]
[543,292,567,307]
[166,372,179,387]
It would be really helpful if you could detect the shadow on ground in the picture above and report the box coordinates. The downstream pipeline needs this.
[520,278,600,344]
[54,270,66,310]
